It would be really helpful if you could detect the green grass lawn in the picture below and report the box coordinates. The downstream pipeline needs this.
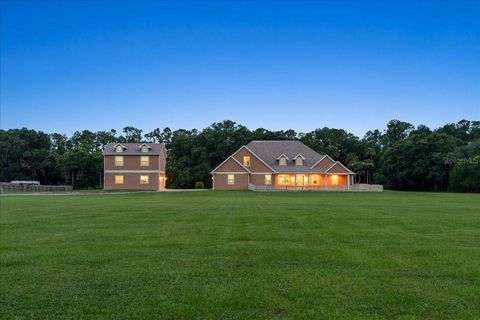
[1,191,479,319]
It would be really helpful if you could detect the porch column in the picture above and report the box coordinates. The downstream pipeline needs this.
[347,174,350,190]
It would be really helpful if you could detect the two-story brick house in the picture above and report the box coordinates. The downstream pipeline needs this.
[103,143,167,191]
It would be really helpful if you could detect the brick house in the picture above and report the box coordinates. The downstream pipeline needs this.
[103,143,167,191]
[211,140,355,191]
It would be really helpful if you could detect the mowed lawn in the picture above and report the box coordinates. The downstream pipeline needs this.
[1,191,479,319]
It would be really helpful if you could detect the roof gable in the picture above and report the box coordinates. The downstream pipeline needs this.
[311,155,335,170]
[325,162,354,174]
[211,156,250,173]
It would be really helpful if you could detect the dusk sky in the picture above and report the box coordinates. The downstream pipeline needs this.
[1,1,479,137]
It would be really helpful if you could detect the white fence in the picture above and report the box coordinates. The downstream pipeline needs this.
[248,183,383,192]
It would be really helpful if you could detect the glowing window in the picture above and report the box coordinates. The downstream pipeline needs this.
[243,156,250,167]
[115,175,124,184]
[115,156,124,166]
[332,175,339,185]
[279,157,287,166]
[141,145,149,153]
[140,175,149,184]
[227,174,235,185]
[116,145,123,152]
[140,156,149,166]
[295,157,303,166]
[265,174,272,185]
[311,175,319,185]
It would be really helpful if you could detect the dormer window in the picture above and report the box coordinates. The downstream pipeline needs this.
[115,145,123,152]
[293,154,305,166]
[277,154,289,166]
[139,143,151,153]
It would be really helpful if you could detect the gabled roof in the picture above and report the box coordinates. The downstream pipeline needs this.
[243,140,355,174]
[325,161,355,174]
[211,155,250,173]
[138,143,152,150]
[211,145,274,173]
[246,140,325,173]
[104,143,165,155]
[293,154,305,160]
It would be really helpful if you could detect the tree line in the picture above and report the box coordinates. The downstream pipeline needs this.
[0,120,479,192]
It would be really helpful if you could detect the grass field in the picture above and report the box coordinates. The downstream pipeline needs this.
[1,191,479,319]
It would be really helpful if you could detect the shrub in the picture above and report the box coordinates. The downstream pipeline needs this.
[194,181,204,189]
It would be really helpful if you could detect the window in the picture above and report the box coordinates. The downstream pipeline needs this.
[115,175,124,184]
[141,145,149,153]
[265,174,272,185]
[331,175,339,185]
[140,156,149,166]
[279,157,287,166]
[140,175,149,184]
[243,156,250,167]
[311,175,319,185]
[115,145,123,152]
[278,175,290,185]
[115,156,124,166]
[295,157,303,166]
[227,174,235,185]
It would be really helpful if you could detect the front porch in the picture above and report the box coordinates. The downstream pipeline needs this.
[275,173,352,189]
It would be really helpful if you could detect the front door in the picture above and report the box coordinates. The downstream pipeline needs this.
[295,174,308,187]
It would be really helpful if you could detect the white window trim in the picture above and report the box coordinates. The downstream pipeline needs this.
[243,156,251,167]
[140,175,149,184]
[114,156,124,167]
[265,174,272,185]
[227,174,235,185]
[140,155,149,167]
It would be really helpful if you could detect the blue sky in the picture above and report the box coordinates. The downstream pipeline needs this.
[1,1,479,137]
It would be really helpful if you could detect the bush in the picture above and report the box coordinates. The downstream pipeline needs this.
[449,156,480,192]
[194,181,204,189]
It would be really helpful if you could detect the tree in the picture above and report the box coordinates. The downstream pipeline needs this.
[383,120,414,147]
[120,126,142,142]
[377,131,462,191]
[449,156,480,192]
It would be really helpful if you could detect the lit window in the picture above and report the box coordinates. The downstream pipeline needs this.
[279,157,287,166]
[140,156,149,166]
[332,175,339,185]
[243,156,250,167]
[141,145,149,153]
[140,175,149,184]
[227,174,235,185]
[295,157,303,166]
[311,175,319,185]
[278,175,289,185]
[265,174,272,185]
[115,175,124,184]
[115,156,124,166]
[116,145,123,152]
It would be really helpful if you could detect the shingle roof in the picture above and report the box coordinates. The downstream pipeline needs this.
[103,143,165,155]
[246,140,327,173]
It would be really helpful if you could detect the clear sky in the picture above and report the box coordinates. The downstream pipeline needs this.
[1,1,479,137]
